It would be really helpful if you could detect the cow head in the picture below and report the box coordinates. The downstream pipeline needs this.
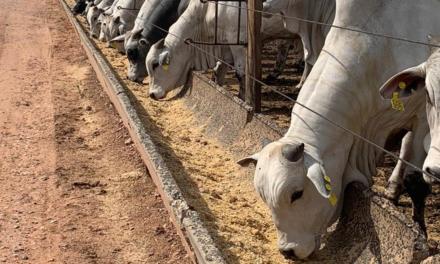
[98,13,109,42]
[380,36,440,184]
[87,6,102,38]
[120,28,150,83]
[146,38,192,100]
[238,141,341,259]
[108,16,126,41]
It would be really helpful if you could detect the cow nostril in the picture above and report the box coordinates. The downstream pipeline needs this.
[149,93,157,100]
[279,249,298,260]
[426,167,432,175]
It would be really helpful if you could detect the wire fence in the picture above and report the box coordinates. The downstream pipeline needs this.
[86,0,439,182]
[215,1,440,48]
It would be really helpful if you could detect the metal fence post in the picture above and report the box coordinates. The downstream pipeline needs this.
[245,0,262,113]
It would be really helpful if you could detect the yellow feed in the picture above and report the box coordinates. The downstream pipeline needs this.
[68,4,294,263]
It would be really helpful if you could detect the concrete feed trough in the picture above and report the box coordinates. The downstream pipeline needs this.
[61,0,431,261]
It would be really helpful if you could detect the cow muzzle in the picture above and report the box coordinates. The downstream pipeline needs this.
[278,236,318,260]
[148,88,166,100]
[424,166,440,184]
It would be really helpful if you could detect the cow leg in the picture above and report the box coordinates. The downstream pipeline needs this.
[385,131,413,203]
[229,46,246,100]
[236,72,246,100]
[404,172,430,234]
[296,61,312,90]
[403,119,430,234]
[212,61,229,86]
[265,40,292,84]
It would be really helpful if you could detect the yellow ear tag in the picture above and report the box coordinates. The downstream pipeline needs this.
[325,184,332,191]
[329,193,338,206]
[162,64,169,71]
[398,81,406,90]
[391,92,405,112]
[324,175,331,183]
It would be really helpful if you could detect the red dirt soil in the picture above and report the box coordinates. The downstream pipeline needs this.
[0,0,190,263]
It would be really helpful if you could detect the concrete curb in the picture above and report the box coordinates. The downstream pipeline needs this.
[58,1,226,263]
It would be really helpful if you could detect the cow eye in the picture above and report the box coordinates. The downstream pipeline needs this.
[152,62,159,71]
[290,191,303,203]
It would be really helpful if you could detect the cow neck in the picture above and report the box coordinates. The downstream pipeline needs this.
[166,1,225,71]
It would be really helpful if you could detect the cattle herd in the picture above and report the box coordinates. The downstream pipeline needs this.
[72,0,440,260]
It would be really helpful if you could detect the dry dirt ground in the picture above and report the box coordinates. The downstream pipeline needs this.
[0,0,191,263]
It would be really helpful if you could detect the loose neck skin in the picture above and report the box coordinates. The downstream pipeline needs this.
[282,0,440,183]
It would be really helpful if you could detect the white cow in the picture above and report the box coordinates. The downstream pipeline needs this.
[263,0,335,88]
[96,0,120,42]
[377,36,440,230]
[98,12,112,42]
[146,1,304,100]
[95,0,120,42]
[380,36,440,182]
[87,5,102,38]
[146,1,246,100]
[146,0,335,100]
[105,0,146,42]
[111,0,190,83]
[238,0,440,259]
[86,0,115,38]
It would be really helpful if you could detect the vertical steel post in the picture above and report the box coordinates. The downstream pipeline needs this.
[245,0,262,113]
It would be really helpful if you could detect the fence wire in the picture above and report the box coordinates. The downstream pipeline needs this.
[87,1,440,182]
[215,1,440,48]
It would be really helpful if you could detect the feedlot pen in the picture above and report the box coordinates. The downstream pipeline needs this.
[64,1,440,262]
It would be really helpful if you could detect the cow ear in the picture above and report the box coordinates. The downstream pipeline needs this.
[306,163,330,199]
[159,50,170,66]
[118,24,126,35]
[110,33,126,43]
[380,63,426,99]
[237,153,260,167]
[109,34,126,51]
